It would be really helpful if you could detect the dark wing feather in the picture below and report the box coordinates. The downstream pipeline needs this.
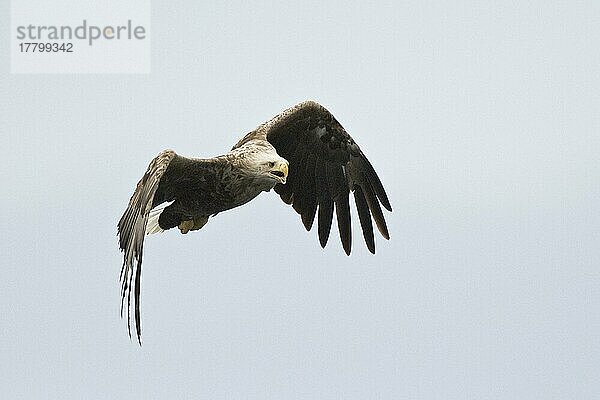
[241,100,392,254]
[335,189,352,255]
[353,186,375,253]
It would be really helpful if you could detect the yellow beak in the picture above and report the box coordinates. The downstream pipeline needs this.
[271,161,288,184]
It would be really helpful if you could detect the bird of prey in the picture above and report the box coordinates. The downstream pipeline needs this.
[118,100,392,343]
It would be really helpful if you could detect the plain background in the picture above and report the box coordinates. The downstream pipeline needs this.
[1,1,599,398]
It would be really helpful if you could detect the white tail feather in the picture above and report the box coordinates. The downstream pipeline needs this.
[146,201,174,235]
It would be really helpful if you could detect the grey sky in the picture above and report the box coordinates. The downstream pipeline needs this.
[1,1,599,398]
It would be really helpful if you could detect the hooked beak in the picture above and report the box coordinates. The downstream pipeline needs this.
[269,161,288,184]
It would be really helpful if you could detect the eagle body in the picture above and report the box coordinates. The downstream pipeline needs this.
[149,142,286,232]
[118,101,392,343]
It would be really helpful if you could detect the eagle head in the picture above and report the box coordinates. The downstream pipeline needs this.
[239,144,289,189]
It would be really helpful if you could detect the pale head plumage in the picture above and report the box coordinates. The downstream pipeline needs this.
[230,139,289,190]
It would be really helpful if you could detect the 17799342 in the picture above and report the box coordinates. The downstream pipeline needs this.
[19,42,73,52]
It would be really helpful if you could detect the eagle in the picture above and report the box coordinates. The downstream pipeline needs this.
[118,100,392,343]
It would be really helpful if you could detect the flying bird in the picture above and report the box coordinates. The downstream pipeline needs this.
[118,100,392,343]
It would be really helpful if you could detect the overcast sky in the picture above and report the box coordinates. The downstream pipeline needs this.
[1,1,599,399]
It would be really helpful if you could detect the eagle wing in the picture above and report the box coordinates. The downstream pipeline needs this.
[117,150,214,343]
[235,101,392,255]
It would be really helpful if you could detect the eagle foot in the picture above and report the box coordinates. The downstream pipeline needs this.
[178,216,208,234]
[178,220,194,234]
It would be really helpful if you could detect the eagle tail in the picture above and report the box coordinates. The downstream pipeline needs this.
[146,201,174,235]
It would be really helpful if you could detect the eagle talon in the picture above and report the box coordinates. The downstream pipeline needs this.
[178,220,194,234]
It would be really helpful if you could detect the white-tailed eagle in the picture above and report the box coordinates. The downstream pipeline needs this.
[118,101,392,343]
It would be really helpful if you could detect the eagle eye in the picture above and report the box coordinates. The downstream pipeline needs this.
[268,161,275,168]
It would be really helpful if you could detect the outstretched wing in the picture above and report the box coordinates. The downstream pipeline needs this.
[237,101,392,255]
[117,149,177,344]
[118,150,224,343]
